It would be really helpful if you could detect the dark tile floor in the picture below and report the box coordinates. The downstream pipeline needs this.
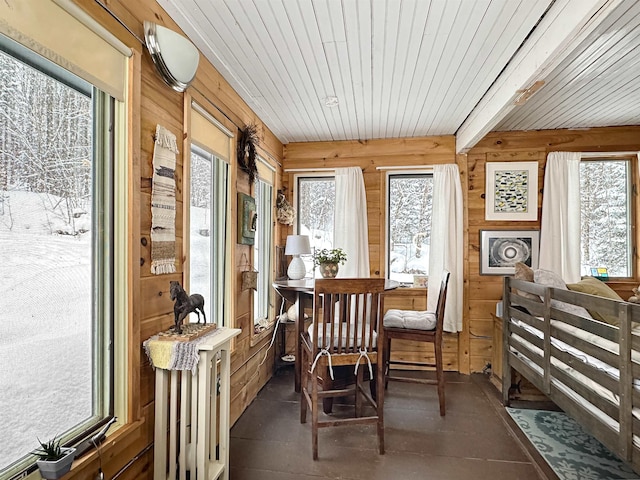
[229,367,557,480]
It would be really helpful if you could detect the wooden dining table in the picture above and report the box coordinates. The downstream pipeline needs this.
[272,278,400,392]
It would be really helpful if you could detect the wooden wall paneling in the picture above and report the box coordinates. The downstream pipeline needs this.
[52,1,285,479]
[466,126,640,386]
[284,135,462,371]
[128,48,143,425]
[457,153,471,374]
[284,136,455,160]
[473,126,640,154]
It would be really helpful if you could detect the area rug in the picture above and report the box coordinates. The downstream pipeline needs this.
[507,408,639,479]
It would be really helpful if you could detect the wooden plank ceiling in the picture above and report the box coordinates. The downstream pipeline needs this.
[157,0,640,151]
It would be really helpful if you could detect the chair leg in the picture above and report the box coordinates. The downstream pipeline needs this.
[300,348,308,424]
[435,340,445,416]
[322,371,334,414]
[311,362,319,460]
[355,364,364,417]
[384,334,391,389]
[376,358,385,454]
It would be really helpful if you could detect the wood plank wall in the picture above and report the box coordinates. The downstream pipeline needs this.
[61,1,284,479]
[465,126,640,375]
[36,2,640,478]
[282,137,470,373]
[284,126,640,377]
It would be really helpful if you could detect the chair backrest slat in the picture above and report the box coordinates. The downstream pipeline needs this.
[435,271,451,336]
[312,278,386,354]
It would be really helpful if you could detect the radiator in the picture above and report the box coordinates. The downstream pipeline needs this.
[153,328,240,480]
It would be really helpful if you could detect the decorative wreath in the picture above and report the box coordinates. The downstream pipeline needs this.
[237,124,258,184]
[276,190,295,225]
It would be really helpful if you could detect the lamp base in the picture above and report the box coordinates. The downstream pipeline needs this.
[287,255,307,280]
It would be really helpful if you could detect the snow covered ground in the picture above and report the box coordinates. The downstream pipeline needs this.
[0,191,92,468]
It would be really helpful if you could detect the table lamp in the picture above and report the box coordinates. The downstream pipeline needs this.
[285,235,311,280]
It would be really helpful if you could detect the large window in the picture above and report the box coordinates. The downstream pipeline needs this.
[189,144,229,326]
[296,175,335,275]
[0,42,117,476]
[254,176,273,326]
[580,158,634,278]
[387,173,433,283]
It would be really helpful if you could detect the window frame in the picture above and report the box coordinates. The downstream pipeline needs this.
[187,143,230,328]
[253,171,274,327]
[579,154,638,280]
[385,169,434,283]
[293,173,336,277]
[0,39,126,478]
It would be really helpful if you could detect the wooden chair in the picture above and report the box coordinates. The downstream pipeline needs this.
[300,278,386,460]
[383,271,450,416]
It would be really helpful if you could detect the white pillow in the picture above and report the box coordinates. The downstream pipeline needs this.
[533,269,593,320]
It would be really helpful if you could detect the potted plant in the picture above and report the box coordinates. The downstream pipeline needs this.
[33,436,76,479]
[313,248,347,278]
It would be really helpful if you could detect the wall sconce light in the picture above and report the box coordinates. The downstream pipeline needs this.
[285,235,311,280]
[144,21,199,92]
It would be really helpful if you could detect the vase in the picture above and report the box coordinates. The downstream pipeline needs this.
[319,262,339,278]
[36,447,76,479]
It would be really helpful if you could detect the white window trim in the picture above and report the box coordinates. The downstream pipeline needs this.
[292,172,335,235]
[385,169,434,282]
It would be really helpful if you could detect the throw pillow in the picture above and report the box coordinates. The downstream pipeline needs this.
[513,262,541,303]
[566,277,622,326]
[534,269,593,320]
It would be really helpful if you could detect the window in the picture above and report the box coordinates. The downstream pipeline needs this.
[580,158,634,278]
[0,41,118,476]
[254,177,273,326]
[189,144,229,326]
[296,175,335,275]
[387,173,433,283]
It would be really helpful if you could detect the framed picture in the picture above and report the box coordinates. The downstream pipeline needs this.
[480,230,540,275]
[485,161,538,221]
[238,192,256,245]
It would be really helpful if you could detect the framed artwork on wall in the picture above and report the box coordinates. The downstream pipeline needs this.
[480,229,540,275]
[238,192,256,245]
[485,161,538,221]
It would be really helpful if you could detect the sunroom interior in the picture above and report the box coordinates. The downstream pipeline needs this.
[2,0,640,479]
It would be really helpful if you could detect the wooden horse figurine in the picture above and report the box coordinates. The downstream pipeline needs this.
[169,281,206,334]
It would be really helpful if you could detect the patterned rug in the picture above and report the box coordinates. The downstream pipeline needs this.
[507,408,639,479]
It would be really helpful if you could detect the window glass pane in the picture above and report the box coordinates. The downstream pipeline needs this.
[190,146,212,322]
[580,160,632,277]
[254,179,272,326]
[189,145,228,326]
[387,174,433,283]
[297,176,334,276]
[0,47,109,472]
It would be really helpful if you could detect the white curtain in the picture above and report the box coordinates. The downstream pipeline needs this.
[427,164,463,332]
[539,152,581,284]
[334,167,370,277]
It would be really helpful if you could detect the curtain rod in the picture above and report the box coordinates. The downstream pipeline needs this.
[580,151,639,158]
[376,165,434,171]
[283,167,365,173]
[284,167,334,172]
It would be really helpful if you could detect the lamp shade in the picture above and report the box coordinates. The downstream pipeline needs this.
[144,22,199,92]
[285,235,311,255]
[285,235,310,280]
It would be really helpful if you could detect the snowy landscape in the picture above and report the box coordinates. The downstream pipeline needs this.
[0,190,93,469]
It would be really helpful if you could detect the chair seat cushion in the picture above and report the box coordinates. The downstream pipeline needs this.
[308,322,377,349]
[383,309,436,330]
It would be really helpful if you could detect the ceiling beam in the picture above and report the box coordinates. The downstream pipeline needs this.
[455,0,626,154]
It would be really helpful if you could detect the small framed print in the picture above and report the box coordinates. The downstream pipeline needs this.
[238,192,256,245]
[480,229,540,275]
[485,161,538,221]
